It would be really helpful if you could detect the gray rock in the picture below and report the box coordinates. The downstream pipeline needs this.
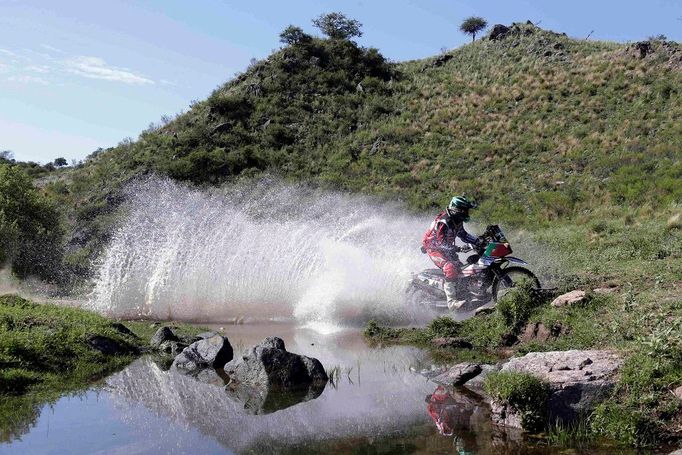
[111,323,135,337]
[260,336,286,350]
[196,331,219,340]
[150,327,179,348]
[88,335,125,355]
[495,350,622,426]
[673,385,682,401]
[431,362,482,387]
[489,24,510,41]
[158,340,188,355]
[224,337,328,389]
[173,335,234,372]
[551,290,586,307]
[465,364,502,392]
[431,337,473,350]
[668,449,682,455]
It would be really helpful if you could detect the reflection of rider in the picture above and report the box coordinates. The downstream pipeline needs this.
[426,386,457,436]
[421,196,480,310]
[426,386,476,455]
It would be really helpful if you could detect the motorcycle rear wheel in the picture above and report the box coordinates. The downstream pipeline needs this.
[492,266,541,303]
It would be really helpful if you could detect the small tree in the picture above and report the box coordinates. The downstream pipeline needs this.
[0,150,13,162]
[0,164,63,280]
[460,16,488,42]
[312,12,362,40]
[53,157,68,167]
[279,25,312,45]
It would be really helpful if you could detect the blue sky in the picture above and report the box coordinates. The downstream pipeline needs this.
[1,0,681,164]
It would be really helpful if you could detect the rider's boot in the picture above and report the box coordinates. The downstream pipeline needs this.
[444,281,466,310]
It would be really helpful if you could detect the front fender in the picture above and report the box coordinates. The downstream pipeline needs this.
[504,256,529,266]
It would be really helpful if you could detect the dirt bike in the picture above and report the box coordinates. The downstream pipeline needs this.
[407,225,541,311]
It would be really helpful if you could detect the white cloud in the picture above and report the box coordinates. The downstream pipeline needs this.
[0,48,16,57]
[40,44,64,54]
[26,65,50,74]
[65,56,154,85]
[7,75,49,85]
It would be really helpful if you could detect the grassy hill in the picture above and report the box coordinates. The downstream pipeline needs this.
[44,22,681,274]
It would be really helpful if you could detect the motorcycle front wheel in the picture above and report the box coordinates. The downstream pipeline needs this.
[491,266,541,303]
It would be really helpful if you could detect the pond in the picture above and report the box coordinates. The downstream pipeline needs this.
[0,323,639,454]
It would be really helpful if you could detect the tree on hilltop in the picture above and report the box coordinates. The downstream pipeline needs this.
[279,25,312,45]
[312,12,363,40]
[54,157,68,167]
[460,16,488,42]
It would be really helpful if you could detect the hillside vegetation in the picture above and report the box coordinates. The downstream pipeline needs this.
[40,22,681,274]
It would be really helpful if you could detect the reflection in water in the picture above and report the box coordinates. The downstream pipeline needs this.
[0,327,643,455]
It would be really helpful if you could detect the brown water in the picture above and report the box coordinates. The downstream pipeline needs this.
[0,324,648,454]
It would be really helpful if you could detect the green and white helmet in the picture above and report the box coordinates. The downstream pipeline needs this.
[447,195,477,221]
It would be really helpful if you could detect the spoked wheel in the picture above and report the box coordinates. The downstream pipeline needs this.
[492,266,541,303]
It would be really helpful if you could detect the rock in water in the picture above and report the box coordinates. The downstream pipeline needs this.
[150,326,179,348]
[496,350,622,426]
[173,335,234,372]
[224,337,328,388]
[431,362,482,387]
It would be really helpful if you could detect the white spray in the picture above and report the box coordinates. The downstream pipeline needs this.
[88,177,436,326]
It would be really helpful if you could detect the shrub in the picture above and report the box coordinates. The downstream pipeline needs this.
[484,371,549,432]
[427,316,461,337]
[496,278,543,330]
[0,165,64,280]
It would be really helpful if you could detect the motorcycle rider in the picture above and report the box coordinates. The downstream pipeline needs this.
[421,196,481,310]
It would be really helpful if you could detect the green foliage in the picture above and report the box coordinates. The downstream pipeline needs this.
[590,403,659,447]
[484,371,549,431]
[427,316,461,337]
[312,12,362,40]
[0,165,64,280]
[0,294,138,396]
[460,16,488,41]
[496,278,544,330]
[279,25,312,45]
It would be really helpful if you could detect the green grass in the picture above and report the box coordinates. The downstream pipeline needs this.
[0,294,208,443]
[484,371,549,432]
[0,294,140,396]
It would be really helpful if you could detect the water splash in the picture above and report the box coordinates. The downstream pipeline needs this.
[88,177,435,325]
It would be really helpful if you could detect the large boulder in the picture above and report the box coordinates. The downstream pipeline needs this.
[431,362,482,387]
[495,350,622,426]
[172,335,234,372]
[224,337,327,389]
